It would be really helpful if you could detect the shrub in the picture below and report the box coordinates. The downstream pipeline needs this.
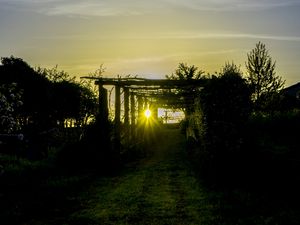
[55,118,117,174]
[187,69,251,185]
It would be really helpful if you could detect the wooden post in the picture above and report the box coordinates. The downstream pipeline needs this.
[114,85,121,151]
[164,110,168,124]
[98,84,108,123]
[96,84,110,161]
[137,96,144,139]
[151,103,158,121]
[124,87,129,143]
[144,97,148,111]
[137,96,143,125]
[130,92,136,139]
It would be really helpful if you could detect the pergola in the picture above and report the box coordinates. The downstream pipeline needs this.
[81,77,205,150]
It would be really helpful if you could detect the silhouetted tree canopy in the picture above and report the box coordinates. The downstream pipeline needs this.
[0,56,51,127]
[246,42,285,110]
[166,62,204,80]
[187,62,252,183]
[203,63,251,128]
[166,63,205,114]
[0,56,97,131]
[0,83,23,133]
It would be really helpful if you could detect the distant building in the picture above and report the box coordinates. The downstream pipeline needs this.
[281,82,300,109]
[283,82,300,99]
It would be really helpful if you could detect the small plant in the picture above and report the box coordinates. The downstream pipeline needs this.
[0,83,23,133]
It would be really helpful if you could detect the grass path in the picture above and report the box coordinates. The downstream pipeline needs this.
[24,127,300,225]
[66,128,219,225]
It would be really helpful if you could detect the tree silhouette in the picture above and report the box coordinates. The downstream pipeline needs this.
[36,65,75,83]
[166,62,204,80]
[0,83,23,133]
[201,63,251,132]
[166,63,205,115]
[0,56,97,130]
[0,56,52,129]
[246,42,285,109]
[221,62,242,77]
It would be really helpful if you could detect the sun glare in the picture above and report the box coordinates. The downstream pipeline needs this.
[144,109,151,119]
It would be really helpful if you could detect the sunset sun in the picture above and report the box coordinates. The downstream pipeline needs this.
[144,109,151,119]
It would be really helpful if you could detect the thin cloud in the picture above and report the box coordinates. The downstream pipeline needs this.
[105,32,300,42]
[123,32,300,42]
[2,0,299,17]
[2,0,168,17]
[39,2,142,17]
[33,32,300,42]
[164,0,300,11]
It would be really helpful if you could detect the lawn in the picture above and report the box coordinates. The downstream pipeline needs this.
[1,128,300,224]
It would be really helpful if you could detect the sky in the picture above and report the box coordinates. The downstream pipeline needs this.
[1,0,300,85]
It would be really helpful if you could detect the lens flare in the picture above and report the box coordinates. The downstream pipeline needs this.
[144,109,151,118]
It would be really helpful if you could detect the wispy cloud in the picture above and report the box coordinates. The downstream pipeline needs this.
[38,1,142,17]
[2,0,299,17]
[104,31,300,42]
[159,32,300,42]
[1,0,168,17]
[165,0,300,11]
[32,31,300,42]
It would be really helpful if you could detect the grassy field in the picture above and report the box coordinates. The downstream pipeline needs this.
[66,129,219,225]
[2,127,300,225]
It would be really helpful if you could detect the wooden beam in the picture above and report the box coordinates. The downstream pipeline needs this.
[91,78,205,87]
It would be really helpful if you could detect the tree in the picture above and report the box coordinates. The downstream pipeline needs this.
[200,63,251,132]
[221,62,242,77]
[0,56,52,129]
[0,56,97,129]
[165,63,205,113]
[37,66,97,127]
[166,62,204,80]
[246,42,285,108]
[0,83,23,133]
[190,63,252,183]
[36,65,75,83]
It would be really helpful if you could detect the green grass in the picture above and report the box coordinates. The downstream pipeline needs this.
[67,128,300,225]
[0,153,92,225]
[66,129,222,225]
[2,128,300,224]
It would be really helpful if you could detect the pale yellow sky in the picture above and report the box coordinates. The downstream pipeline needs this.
[1,0,300,85]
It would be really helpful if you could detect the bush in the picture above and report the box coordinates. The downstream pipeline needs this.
[187,71,251,185]
[245,110,300,154]
[55,119,118,174]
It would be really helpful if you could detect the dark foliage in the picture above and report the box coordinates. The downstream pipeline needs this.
[0,57,116,224]
[0,56,98,160]
[0,83,23,133]
[0,56,97,132]
[56,118,119,174]
[243,111,300,187]
[166,62,205,114]
[0,56,52,128]
[246,42,285,111]
[188,65,252,185]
